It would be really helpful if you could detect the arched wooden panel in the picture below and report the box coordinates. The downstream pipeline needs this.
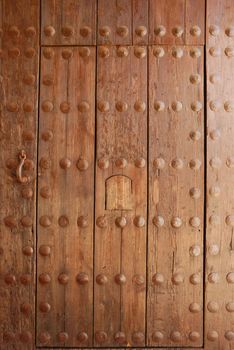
[105,175,133,210]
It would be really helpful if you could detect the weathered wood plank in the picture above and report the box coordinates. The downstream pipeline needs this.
[0,0,39,349]
[147,45,204,347]
[37,47,95,347]
[133,0,149,45]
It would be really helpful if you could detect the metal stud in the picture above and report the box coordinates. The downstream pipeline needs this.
[41,130,53,142]
[191,101,202,112]
[172,26,183,37]
[38,332,51,344]
[39,245,51,256]
[133,274,145,286]
[154,100,165,112]
[154,25,166,37]
[44,25,55,37]
[79,47,90,57]
[190,74,201,84]
[209,186,220,197]
[77,101,90,112]
[154,157,165,169]
[116,25,129,37]
[80,26,91,37]
[135,158,146,168]
[19,331,32,343]
[208,272,219,283]
[225,331,234,341]
[226,157,234,168]
[209,157,222,168]
[96,215,107,228]
[59,158,71,169]
[171,101,183,112]
[189,217,200,228]
[23,73,36,85]
[189,303,201,313]
[152,272,164,285]
[224,100,234,112]
[171,158,183,169]
[20,302,32,315]
[8,25,20,37]
[114,331,126,344]
[22,130,35,141]
[189,245,201,257]
[58,215,69,227]
[153,47,165,58]
[132,332,144,344]
[39,302,51,313]
[209,74,220,84]
[209,129,221,140]
[98,158,109,169]
[152,331,164,342]
[77,332,88,343]
[225,47,234,57]
[208,244,220,256]
[98,101,110,112]
[58,332,69,343]
[190,48,201,58]
[209,25,220,36]
[115,273,126,285]
[172,47,183,58]
[76,272,89,285]
[77,158,89,171]
[207,301,219,313]
[61,26,74,37]
[96,273,108,285]
[226,302,234,312]
[115,101,128,112]
[41,100,53,112]
[95,331,107,344]
[207,330,219,341]
[4,216,17,228]
[189,159,201,170]
[134,100,146,112]
[190,273,201,285]
[77,216,88,228]
[189,331,200,342]
[226,215,234,226]
[172,273,184,285]
[39,273,51,284]
[20,274,32,285]
[98,46,110,58]
[116,46,129,57]
[43,48,54,59]
[4,273,16,285]
[25,26,36,38]
[39,215,52,227]
[8,48,20,58]
[189,187,201,199]
[115,158,127,168]
[99,26,111,37]
[226,27,234,37]
[170,331,182,342]
[152,215,164,227]
[134,47,146,58]
[22,246,33,256]
[40,186,52,199]
[115,216,127,228]
[209,47,221,57]
[135,26,147,37]
[58,273,69,285]
[60,102,70,113]
[171,217,182,228]
[190,25,201,37]
[209,214,220,225]
[133,215,145,227]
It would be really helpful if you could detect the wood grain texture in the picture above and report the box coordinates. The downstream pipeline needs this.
[147,46,204,347]
[94,46,147,347]
[206,1,234,348]
[149,0,205,45]
[41,0,96,46]
[0,1,39,349]
[37,47,95,347]
[133,0,149,45]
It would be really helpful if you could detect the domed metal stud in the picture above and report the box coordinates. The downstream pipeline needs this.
[189,245,201,257]
[95,331,107,344]
[41,130,53,141]
[8,25,20,37]
[114,331,126,344]
[135,26,147,37]
[98,100,110,112]
[172,47,183,58]
[24,48,36,58]
[152,331,164,342]
[134,47,146,58]
[115,216,127,228]
[207,330,218,341]
[76,272,89,285]
[77,216,88,228]
[172,273,184,285]
[190,74,201,84]
[189,159,201,170]
[152,215,164,227]
[209,215,220,225]
[190,25,201,37]
[152,272,164,285]
[209,186,220,197]
[77,332,88,343]
[209,157,222,168]
[80,26,91,37]
[171,158,183,169]
[98,158,109,169]
[190,48,201,58]
[226,302,234,312]
[133,274,145,286]
[209,129,221,140]
[190,273,201,285]
[39,273,51,284]
[58,273,69,285]
[189,331,200,342]
[39,215,52,227]
[22,130,35,141]
[43,48,54,59]
[116,25,129,37]
[77,101,90,112]
[115,273,126,285]
[134,100,146,112]
[99,26,111,37]
[38,332,51,344]
[225,47,234,57]
[115,101,128,112]
[4,216,17,228]
[189,217,200,227]
[22,246,33,256]
[77,158,89,171]
[44,25,55,37]
[23,73,36,85]
[226,157,234,168]
[57,332,69,343]
[171,101,183,112]
[154,157,165,169]
[189,187,201,199]
[207,301,219,313]
[172,26,183,37]
[226,27,234,37]
[171,217,182,228]
[20,274,32,285]
[135,158,146,168]
[189,302,201,313]
[132,332,144,344]
[154,25,166,37]
[98,46,110,58]
[58,215,69,227]
[224,100,234,112]
[19,331,32,343]
[226,215,234,226]
[79,47,91,57]
[96,215,108,228]
[154,100,165,111]
[39,245,51,256]
[41,100,53,112]
[96,273,108,285]
[21,216,33,227]
[209,25,220,36]
[115,157,127,168]
[40,186,52,199]
[227,272,234,283]
[191,101,202,112]
[6,101,19,112]
[225,331,234,341]
[153,47,165,58]
[116,46,129,57]
[20,302,32,315]
[208,244,219,256]
[39,302,51,313]
[209,47,221,57]
[3,331,15,343]
[61,26,74,37]
[59,158,71,169]
[208,272,219,283]
[25,26,36,38]
[4,273,16,285]
[133,215,145,227]
[8,48,21,58]
[60,102,70,113]
[170,331,182,342]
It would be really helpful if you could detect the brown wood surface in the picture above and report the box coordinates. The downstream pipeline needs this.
[37,47,95,347]
[148,45,204,347]
[0,0,39,349]
[205,0,234,348]
[94,46,147,347]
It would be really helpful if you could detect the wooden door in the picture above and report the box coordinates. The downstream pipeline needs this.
[0,1,234,350]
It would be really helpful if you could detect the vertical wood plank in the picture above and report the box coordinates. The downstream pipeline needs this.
[0,0,39,348]
[133,0,149,45]
[94,45,147,347]
[37,47,95,347]
[41,0,96,46]
[185,0,205,45]
[98,0,132,45]
[206,1,234,348]
[147,45,204,347]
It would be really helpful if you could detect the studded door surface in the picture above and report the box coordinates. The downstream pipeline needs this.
[1,1,234,350]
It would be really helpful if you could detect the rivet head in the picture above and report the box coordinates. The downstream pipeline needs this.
[189,245,201,257]
[76,272,89,285]
[154,25,166,37]
[226,27,234,37]
[189,303,201,313]
[114,331,126,344]
[43,48,54,59]
[171,217,182,228]
[42,100,53,112]
[4,216,17,228]
[208,244,220,256]
[135,157,146,168]
[189,217,201,228]
[99,26,111,37]
[8,25,20,37]
[39,302,51,313]
[77,216,88,228]
[79,47,90,57]
[80,26,91,37]
[58,273,69,285]
[20,273,32,285]
[58,332,69,343]
[191,101,202,112]
[6,101,19,112]
[209,47,221,57]
[209,214,220,225]
[190,47,201,58]
[152,331,164,342]
[224,100,234,112]
[154,100,165,112]
[226,157,234,168]
[4,273,16,285]
[40,186,52,199]
[171,158,183,169]
[22,130,35,141]
[153,47,164,57]
[226,215,234,226]
[172,26,183,37]
[77,158,89,171]
[95,331,107,344]
[134,46,146,58]
[115,273,126,285]
[207,330,219,341]
[115,101,128,112]
[98,46,110,58]
[96,273,108,285]
[227,272,234,283]
[38,332,51,344]
[133,215,145,227]
[189,187,201,199]
[225,47,234,57]
[190,74,201,84]
[41,130,53,141]
[172,273,184,285]
[61,25,74,37]
[44,25,55,37]
[209,129,221,140]
[116,46,129,57]
[115,216,127,228]
[115,157,127,168]
[24,48,36,58]
[134,100,146,112]
[60,101,70,113]
[171,101,183,112]
[133,274,145,286]
[59,158,71,169]
[98,158,109,169]
[116,25,129,37]
[207,301,219,313]
[209,25,220,36]
[170,331,182,342]
[39,273,51,284]
[225,331,234,341]
[23,73,36,85]
[190,273,201,285]
[154,157,165,169]
[96,215,107,228]
[135,26,147,37]
[190,25,201,37]
[58,215,69,227]
[152,215,164,227]
[209,74,220,84]
[98,100,110,112]
[39,245,51,256]
[210,157,222,168]
[8,48,21,58]
[78,101,90,112]
[25,26,36,37]
[132,332,144,344]
[172,47,183,58]
[19,331,32,343]
[20,302,32,315]
[189,159,201,170]
[209,185,220,197]
[226,302,234,312]
[152,272,164,285]
[62,49,72,60]
[189,331,200,342]
[23,246,33,256]
[77,332,88,343]
[39,215,52,227]
[208,272,219,283]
